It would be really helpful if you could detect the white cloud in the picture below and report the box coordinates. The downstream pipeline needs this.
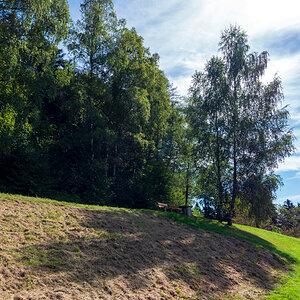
[292,129,300,150]
[291,112,300,128]
[278,194,300,203]
[116,0,300,94]
[171,76,193,97]
[262,55,300,158]
[263,53,300,85]
[276,155,300,172]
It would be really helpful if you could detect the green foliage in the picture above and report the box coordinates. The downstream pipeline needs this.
[0,0,72,196]
[0,0,180,207]
[274,200,300,237]
[188,25,294,225]
[239,174,281,227]
[0,0,294,230]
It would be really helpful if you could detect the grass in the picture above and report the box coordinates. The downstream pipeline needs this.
[236,224,300,300]
[91,228,122,240]
[0,192,128,212]
[0,192,299,298]
[15,246,65,268]
[146,210,300,300]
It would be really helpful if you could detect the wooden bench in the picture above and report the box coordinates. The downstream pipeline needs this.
[157,202,168,211]
[157,203,183,214]
[170,205,182,213]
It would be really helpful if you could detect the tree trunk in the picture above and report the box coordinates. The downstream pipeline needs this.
[215,118,224,222]
[113,143,117,177]
[228,80,238,226]
[90,123,94,161]
[228,145,237,226]
[185,162,190,206]
[105,143,108,177]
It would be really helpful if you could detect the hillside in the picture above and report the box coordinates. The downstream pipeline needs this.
[0,194,298,299]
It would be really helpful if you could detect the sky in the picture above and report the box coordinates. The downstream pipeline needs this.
[69,0,300,204]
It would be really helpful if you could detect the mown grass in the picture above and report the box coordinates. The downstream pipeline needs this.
[236,224,300,300]
[146,210,300,300]
[0,193,299,299]
[15,246,65,268]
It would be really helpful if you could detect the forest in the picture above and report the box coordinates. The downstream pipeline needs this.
[0,0,296,228]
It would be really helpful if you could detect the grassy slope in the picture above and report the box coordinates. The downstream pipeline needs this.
[1,193,299,299]
[236,224,300,299]
[148,211,300,300]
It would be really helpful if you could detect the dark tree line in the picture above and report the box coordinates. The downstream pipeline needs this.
[0,1,295,225]
[0,0,186,207]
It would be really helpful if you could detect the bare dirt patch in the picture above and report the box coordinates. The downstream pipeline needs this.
[0,197,287,299]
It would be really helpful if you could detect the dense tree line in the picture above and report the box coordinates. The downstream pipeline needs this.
[0,0,186,207]
[0,1,294,225]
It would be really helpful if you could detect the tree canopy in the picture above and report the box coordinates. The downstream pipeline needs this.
[0,2,295,224]
[188,25,294,225]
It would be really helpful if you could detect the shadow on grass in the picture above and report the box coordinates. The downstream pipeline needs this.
[4,192,295,263]
[13,208,290,297]
[145,210,297,265]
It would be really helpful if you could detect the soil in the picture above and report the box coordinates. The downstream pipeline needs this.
[0,197,287,299]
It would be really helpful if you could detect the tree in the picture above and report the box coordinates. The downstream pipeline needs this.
[188,56,230,221]
[66,1,173,207]
[68,0,117,161]
[0,0,70,194]
[239,174,281,227]
[105,27,172,207]
[273,200,300,237]
[158,85,196,206]
[188,25,295,225]
[63,0,119,202]
[0,0,70,152]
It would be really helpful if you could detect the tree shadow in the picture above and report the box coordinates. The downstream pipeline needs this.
[13,209,292,298]
[158,211,297,264]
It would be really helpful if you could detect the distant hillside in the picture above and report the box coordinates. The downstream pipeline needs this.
[0,194,298,299]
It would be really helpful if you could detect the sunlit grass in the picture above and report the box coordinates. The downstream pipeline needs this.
[147,210,300,299]
[0,192,130,212]
[235,224,300,299]
[0,192,298,298]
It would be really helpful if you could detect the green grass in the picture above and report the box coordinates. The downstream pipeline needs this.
[0,192,129,212]
[236,224,300,300]
[146,210,300,300]
[0,192,299,298]
[15,246,65,268]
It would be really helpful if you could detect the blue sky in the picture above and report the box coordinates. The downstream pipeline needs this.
[69,0,300,204]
